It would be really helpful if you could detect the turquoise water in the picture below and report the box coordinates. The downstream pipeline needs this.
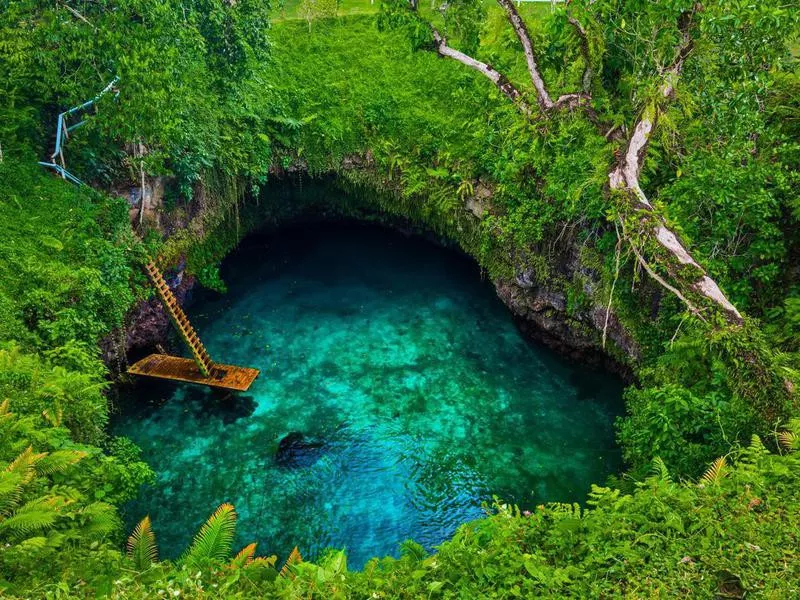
[113,222,623,568]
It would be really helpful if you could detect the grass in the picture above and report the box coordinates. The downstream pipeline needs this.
[272,0,551,23]
[272,0,378,20]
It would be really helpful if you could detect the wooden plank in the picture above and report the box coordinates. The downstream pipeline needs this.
[128,354,260,392]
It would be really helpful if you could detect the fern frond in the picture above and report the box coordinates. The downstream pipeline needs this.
[16,536,48,551]
[778,430,797,452]
[242,555,278,575]
[0,399,10,417]
[0,510,57,535]
[42,405,64,428]
[80,502,120,538]
[280,546,303,578]
[182,503,237,566]
[128,515,158,570]
[5,447,48,483]
[36,450,87,476]
[0,496,66,536]
[250,555,277,567]
[700,457,728,486]
[649,457,671,482]
[0,471,24,513]
[738,434,770,465]
[229,542,257,569]
[399,540,427,562]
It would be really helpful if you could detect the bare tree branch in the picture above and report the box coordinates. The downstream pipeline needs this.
[603,222,623,349]
[496,0,591,112]
[431,28,530,114]
[60,2,95,28]
[608,5,743,326]
[423,2,741,325]
[496,0,555,110]
[625,224,707,323]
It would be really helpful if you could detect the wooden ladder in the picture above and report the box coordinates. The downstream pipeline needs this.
[145,261,215,377]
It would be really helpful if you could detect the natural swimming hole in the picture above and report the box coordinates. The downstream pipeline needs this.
[113,221,624,569]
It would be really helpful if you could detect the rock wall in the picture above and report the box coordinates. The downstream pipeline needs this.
[106,170,640,382]
[101,266,197,376]
[494,271,638,378]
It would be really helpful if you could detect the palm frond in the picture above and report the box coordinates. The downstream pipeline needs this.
[280,546,303,578]
[229,542,257,569]
[700,457,728,486]
[127,515,158,571]
[182,503,237,566]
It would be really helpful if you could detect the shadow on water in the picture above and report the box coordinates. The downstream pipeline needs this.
[119,378,256,425]
[112,220,625,569]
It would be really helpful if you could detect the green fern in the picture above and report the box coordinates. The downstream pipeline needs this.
[127,515,158,571]
[79,502,120,539]
[745,435,770,462]
[243,555,278,572]
[41,404,64,428]
[6,447,47,483]
[182,503,238,566]
[36,450,87,476]
[16,536,47,551]
[649,457,671,482]
[0,496,65,537]
[399,540,427,562]
[0,471,25,513]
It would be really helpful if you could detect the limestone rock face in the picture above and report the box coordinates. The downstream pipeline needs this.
[465,182,493,219]
[101,267,196,375]
[494,246,640,377]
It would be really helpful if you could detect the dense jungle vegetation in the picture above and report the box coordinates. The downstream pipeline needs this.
[0,0,798,596]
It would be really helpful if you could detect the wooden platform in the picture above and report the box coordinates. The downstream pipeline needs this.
[128,354,260,392]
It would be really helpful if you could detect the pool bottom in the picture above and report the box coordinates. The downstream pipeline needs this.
[114,222,624,569]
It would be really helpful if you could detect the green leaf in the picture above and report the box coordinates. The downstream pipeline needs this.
[38,236,64,252]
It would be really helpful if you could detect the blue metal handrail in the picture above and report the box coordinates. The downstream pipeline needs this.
[39,76,120,184]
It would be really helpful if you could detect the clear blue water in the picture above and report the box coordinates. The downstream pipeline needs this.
[113,222,623,568]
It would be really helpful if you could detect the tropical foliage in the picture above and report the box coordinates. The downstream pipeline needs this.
[0,400,152,596]
[56,424,800,597]
[0,0,798,596]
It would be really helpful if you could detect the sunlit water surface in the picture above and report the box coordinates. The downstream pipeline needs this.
[113,222,623,568]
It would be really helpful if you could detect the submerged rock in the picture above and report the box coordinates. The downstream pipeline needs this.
[275,432,325,468]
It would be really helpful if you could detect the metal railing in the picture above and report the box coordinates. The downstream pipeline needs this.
[38,76,119,185]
